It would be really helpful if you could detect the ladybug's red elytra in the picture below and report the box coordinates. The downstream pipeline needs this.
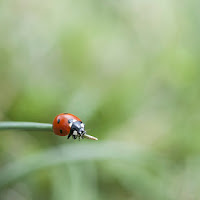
[53,113,86,140]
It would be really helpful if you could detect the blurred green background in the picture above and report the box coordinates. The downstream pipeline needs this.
[0,0,200,199]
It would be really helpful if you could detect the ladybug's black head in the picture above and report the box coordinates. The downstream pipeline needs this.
[69,119,86,137]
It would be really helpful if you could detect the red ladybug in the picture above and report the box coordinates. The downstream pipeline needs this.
[53,113,86,140]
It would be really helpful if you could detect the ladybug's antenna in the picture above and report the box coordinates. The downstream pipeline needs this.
[83,134,98,140]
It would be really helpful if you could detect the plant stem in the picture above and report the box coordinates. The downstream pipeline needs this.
[0,122,53,131]
[0,122,98,140]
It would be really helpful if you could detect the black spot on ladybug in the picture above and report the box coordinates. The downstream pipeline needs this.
[57,119,60,124]
[60,130,62,134]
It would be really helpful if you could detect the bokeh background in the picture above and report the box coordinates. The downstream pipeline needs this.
[0,0,200,199]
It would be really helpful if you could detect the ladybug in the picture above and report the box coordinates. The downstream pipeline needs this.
[53,113,86,140]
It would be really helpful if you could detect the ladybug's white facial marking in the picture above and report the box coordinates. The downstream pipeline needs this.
[81,123,85,128]
[73,130,78,135]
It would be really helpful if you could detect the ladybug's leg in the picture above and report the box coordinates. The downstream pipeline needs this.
[67,133,72,139]
[80,135,84,140]
[73,135,77,140]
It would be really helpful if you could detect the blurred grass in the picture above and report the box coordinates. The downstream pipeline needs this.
[1,0,200,199]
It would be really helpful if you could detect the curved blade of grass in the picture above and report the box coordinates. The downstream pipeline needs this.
[0,141,145,188]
